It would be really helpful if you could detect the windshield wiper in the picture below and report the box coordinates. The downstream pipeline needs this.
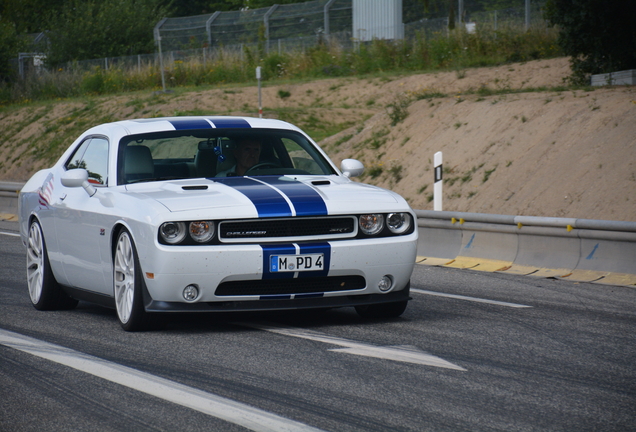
[126,176,187,184]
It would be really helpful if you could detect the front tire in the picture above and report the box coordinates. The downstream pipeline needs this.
[113,229,149,331]
[355,300,408,319]
[26,219,78,311]
[355,281,410,319]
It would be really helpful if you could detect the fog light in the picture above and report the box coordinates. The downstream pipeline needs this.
[183,284,199,302]
[378,276,393,292]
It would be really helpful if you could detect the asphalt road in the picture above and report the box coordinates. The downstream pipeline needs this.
[1,220,635,432]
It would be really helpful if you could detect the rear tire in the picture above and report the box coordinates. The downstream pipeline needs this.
[26,219,78,311]
[113,228,149,331]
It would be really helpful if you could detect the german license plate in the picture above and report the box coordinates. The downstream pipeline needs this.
[270,254,324,272]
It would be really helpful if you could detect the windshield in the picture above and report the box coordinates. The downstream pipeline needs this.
[117,128,337,185]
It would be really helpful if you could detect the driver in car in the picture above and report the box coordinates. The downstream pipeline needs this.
[217,139,261,177]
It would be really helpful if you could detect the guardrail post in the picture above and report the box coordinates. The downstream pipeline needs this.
[434,151,443,211]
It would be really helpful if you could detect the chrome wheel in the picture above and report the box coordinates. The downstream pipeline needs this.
[113,229,150,331]
[114,230,135,324]
[26,221,44,304]
[25,219,77,311]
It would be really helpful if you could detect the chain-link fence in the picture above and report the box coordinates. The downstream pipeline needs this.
[14,1,548,78]
[153,0,353,52]
[405,3,546,39]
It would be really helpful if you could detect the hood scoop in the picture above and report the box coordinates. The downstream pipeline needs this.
[182,185,209,191]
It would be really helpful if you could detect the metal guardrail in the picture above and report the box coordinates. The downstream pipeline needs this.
[0,182,23,198]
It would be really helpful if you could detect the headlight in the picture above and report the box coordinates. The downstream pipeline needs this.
[189,221,215,243]
[386,213,412,234]
[159,222,187,244]
[359,214,384,235]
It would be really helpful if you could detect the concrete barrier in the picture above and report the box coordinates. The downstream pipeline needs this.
[415,210,636,287]
[416,219,462,265]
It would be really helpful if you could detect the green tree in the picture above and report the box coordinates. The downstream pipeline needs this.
[44,0,168,66]
[243,0,299,8]
[403,0,464,29]
[476,0,521,11]
[161,0,244,17]
[0,17,23,80]
[544,0,636,83]
[0,0,64,33]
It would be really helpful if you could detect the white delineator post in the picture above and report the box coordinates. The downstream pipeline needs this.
[434,151,443,211]
[256,66,262,118]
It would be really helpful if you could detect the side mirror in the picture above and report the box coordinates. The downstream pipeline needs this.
[61,169,96,197]
[340,159,364,178]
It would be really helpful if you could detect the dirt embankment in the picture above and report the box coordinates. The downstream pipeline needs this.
[1,57,635,221]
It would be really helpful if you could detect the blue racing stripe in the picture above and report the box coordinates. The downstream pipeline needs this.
[214,177,292,217]
[210,118,251,128]
[168,118,212,130]
[260,294,292,300]
[262,244,296,280]
[297,243,331,278]
[258,177,327,216]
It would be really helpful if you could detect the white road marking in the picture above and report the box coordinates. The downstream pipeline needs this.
[0,231,20,237]
[0,328,325,432]
[237,322,466,371]
[412,288,532,308]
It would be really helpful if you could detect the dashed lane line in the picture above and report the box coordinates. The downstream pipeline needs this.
[411,288,532,308]
[0,231,20,237]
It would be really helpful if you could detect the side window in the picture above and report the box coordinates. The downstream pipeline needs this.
[66,139,91,170]
[66,137,109,185]
[282,138,322,174]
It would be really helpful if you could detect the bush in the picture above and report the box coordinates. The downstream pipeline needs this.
[81,68,106,94]
[545,0,636,82]
[386,94,411,126]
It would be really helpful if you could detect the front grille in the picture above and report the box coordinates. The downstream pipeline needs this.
[215,275,366,296]
[219,217,355,241]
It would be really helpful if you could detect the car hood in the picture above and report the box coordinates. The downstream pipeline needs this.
[127,176,404,217]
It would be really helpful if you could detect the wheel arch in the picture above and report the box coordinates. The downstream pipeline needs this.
[27,213,53,251]
[110,221,135,260]
[27,212,41,231]
[111,223,125,260]
[26,213,46,253]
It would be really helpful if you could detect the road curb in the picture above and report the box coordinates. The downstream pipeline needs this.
[0,213,18,222]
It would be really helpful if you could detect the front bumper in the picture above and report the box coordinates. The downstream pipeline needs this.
[144,286,411,313]
[138,234,417,307]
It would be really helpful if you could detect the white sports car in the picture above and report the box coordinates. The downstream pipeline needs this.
[19,117,417,331]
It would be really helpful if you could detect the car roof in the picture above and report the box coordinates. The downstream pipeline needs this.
[90,116,304,137]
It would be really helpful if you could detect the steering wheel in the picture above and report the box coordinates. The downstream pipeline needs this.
[245,162,279,174]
